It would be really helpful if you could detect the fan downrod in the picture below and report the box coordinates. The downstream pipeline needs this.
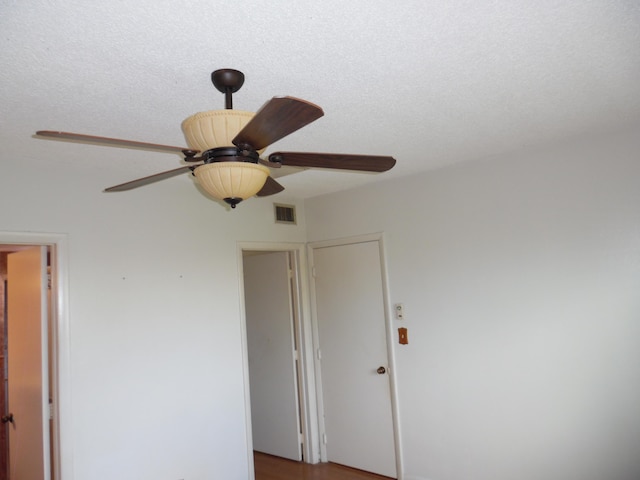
[211,69,245,109]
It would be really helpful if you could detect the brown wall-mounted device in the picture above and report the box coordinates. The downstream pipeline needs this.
[398,327,408,345]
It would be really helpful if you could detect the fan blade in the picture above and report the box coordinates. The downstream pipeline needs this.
[267,152,396,172]
[104,165,197,192]
[256,176,285,197]
[233,97,324,151]
[36,131,197,155]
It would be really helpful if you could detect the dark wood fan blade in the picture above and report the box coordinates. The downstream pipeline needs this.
[256,176,285,197]
[36,131,197,155]
[104,165,198,192]
[267,152,396,172]
[232,97,324,151]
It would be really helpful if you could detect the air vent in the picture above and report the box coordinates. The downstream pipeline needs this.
[274,203,296,224]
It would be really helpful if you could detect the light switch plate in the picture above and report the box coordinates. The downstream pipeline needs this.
[398,327,408,345]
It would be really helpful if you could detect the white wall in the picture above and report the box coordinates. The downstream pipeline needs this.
[3,124,639,480]
[305,126,640,480]
[0,156,307,480]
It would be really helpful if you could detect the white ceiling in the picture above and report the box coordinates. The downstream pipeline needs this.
[2,1,639,199]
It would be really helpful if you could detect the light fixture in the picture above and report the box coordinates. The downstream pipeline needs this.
[182,109,269,208]
[193,161,270,208]
[182,110,257,152]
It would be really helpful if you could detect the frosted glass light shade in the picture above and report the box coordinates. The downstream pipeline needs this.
[194,162,270,206]
[182,110,260,151]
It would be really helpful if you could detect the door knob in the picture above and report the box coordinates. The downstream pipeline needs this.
[1,413,13,424]
[377,366,386,374]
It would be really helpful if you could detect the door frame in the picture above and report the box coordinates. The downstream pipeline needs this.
[0,231,73,480]
[237,242,320,479]
[307,232,404,479]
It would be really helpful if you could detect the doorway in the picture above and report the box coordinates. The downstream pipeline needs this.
[238,237,401,479]
[2,247,52,479]
[308,234,400,478]
[0,232,71,480]
[238,242,320,480]
[243,250,303,461]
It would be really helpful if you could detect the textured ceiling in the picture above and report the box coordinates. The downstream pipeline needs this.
[2,1,639,199]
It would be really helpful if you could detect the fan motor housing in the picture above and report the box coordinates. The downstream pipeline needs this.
[197,146,260,165]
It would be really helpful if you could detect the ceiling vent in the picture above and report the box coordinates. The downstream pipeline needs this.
[274,203,296,225]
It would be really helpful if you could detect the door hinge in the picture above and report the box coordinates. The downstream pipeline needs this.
[49,401,54,420]
[317,348,322,360]
[323,433,328,445]
[311,266,316,278]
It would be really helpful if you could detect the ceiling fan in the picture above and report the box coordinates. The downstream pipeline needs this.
[36,69,396,208]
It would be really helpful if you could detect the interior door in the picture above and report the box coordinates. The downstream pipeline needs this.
[7,247,51,480]
[312,240,396,478]
[243,251,302,461]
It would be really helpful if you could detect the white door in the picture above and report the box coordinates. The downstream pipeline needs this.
[7,247,51,480]
[312,240,396,478]
[243,252,302,461]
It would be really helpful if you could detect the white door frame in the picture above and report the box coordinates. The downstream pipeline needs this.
[0,231,73,480]
[307,232,404,479]
[237,242,320,479]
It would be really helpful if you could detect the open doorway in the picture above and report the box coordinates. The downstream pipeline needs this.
[1,245,54,479]
[238,242,320,480]
[0,232,71,480]
[243,250,303,461]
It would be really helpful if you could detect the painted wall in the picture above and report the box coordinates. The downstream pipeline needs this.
[3,124,639,479]
[0,156,307,480]
[305,126,640,480]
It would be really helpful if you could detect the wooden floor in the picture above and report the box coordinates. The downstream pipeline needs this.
[254,452,394,480]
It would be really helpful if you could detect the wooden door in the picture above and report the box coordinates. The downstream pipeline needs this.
[6,247,51,480]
